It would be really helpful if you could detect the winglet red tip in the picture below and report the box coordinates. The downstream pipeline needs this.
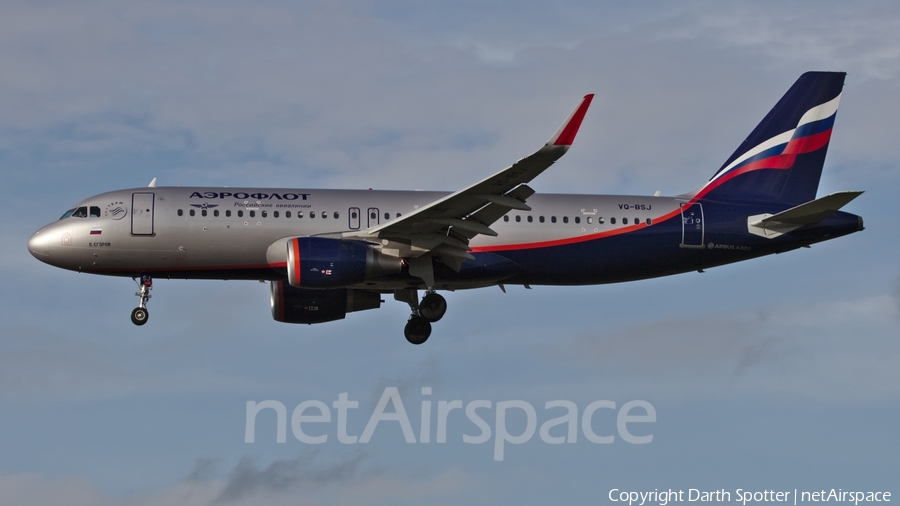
[550,94,594,146]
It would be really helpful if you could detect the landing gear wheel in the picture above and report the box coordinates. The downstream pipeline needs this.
[131,307,149,326]
[419,292,447,322]
[132,274,153,326]
[404,316,432,345]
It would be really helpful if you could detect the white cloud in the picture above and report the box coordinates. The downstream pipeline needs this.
[550,294,900,403]
[3,0,897,194]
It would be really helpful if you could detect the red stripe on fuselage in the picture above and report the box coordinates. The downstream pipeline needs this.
[471,207,683,252]
[472,129,832,254]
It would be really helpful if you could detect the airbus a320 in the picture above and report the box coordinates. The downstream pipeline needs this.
[28,72,864,344]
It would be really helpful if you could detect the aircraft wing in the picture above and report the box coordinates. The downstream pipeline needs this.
[345,94,594,267]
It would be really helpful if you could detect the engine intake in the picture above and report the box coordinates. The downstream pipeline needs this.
[286,237,402,289]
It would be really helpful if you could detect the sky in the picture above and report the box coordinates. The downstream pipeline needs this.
[1,1,899,504]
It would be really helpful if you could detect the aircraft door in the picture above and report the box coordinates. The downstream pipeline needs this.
[131,192,155,236]
[349,207,361,230]
[680,202,704,248]
[367,207,379,228]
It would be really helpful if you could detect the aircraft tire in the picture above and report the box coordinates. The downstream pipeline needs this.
[419,293,447,322]
[404,316,431,345]
[131,307,149,326]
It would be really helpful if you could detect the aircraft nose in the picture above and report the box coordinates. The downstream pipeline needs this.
[27,228,55,260]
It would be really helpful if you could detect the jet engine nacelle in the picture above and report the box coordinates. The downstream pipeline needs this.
[270,281,382,324]
[285,237,402,289]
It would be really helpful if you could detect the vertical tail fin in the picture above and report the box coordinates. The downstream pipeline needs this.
[696,72,845,205]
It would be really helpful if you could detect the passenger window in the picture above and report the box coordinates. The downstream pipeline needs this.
[286,211,291,218]
[622,217,628,224]
[539,216,545,223]
[575,216,580,224]
[90,206,101,217]
[310,211,316,218]
[351,211,358,219]
[503,216,509,222]
[587,216,592,224]
[634,217,638,224]
[384,212,390,220]
[237,210,243,217]
[396,213,401,218]
[610,217,615,224]
[261,210,268,218]
[273,211,279,218]
[73,207,88,218]
[201,210,207,217]
[646,218,652,225]
[563,216,569,224]
[177,209,183,217]
[515,215,521,222]
[551,216,557,223]
[322,212,328,219]
[190,209,195,217]
[249,211,256,218]
[599,217,605,224]
[226,210,231,217]
[214,210,219,217]
[298,211,304,218]
[370,212,376,220]
[527,216,533,223]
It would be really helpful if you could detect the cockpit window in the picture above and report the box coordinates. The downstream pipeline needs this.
[90,206,101,217]
[72,207,88,218]
[59,208,76,220]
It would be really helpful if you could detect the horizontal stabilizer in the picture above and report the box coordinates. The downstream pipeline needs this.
[748,191,863,238]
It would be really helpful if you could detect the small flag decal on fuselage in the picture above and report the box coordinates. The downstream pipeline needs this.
[90,229,102,235]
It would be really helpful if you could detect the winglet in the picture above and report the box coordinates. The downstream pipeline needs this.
[547,94,594,146]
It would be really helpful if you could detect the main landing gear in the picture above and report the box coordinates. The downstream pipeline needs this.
[131,274,152,326]
[397,288,447,345]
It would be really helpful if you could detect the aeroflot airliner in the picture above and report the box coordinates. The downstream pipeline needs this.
[28,72,863,344]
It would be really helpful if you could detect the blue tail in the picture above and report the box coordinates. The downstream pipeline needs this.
[697,72,845,205]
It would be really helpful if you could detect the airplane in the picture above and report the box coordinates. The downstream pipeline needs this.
[27,71,863,344]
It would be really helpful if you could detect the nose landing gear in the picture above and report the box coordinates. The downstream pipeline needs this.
[131,274,152,326]
[396,288,447,344]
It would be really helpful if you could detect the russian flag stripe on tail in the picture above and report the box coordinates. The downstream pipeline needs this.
[699,72,845,205]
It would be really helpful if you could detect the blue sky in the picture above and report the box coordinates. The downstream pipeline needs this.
[1,1,898,504]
